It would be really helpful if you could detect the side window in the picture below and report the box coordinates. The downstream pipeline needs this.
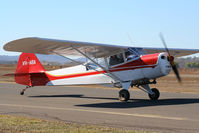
[85,58,106,71]
[125,50,138,61]
[108,53,124,66]
[85,63,97,71]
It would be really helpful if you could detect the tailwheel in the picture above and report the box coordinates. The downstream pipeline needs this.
[20,89,25,95]
[148,88,160,101]
[119,89,130,102]
[20,86,30,95]
[20,91,24,95]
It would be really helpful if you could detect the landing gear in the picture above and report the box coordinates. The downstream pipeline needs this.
[118,81,131,102]
[119,89,130,102]
[117,80,160,102]
[20,86,31,95]
[135,84,160,101]
[148,88,160,101]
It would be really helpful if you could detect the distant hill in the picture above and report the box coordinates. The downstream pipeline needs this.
[0,54,72,65]
[0,55,18,64]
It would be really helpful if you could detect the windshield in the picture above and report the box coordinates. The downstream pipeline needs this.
[124,48,140,61]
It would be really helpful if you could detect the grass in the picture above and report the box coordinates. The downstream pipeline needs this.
[0,114,150,133]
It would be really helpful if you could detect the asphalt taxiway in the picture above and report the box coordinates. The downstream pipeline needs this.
[0,83,199,132]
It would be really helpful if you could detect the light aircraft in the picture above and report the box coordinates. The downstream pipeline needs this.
[3,34,199,102]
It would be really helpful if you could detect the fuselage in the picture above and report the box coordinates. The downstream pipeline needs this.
[45,52,171,86]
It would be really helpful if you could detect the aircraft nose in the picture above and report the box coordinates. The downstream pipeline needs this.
[159,54,172,76]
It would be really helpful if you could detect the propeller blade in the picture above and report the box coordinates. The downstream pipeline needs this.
[159,33,181,83]
[159,33,171,57]
[172,64,181,82]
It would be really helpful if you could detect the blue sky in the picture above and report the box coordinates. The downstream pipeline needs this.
[1,0,199,56]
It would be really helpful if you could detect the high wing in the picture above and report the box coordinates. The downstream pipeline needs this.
[4,37,199,58]
[142,47,199,57]
[4,37,127,58]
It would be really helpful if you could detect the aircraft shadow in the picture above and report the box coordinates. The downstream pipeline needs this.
[75,98,199,108]
[29,94,119,100]
[29,94,199,108]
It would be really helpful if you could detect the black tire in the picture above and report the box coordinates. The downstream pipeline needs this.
[119,89,130,102]
[20,91,24,95]
[148,88,160,101]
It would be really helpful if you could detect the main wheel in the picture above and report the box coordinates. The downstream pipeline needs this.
[119,89,130,102]
[148,88,160,101]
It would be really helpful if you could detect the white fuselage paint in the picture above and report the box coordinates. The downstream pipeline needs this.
[46,53,171,86]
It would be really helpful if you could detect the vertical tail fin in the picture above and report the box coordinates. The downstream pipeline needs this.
[16,53,45,74]
[15,53,49,86]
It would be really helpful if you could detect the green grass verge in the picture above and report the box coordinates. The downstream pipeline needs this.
[0,114,151,133]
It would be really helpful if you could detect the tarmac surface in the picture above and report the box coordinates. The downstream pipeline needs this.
[0,83,199,132]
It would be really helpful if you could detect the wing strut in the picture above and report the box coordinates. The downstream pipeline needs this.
[71,46,123,82]
[52,50,122,82]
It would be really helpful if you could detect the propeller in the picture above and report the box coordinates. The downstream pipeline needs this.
[159,33,181,83]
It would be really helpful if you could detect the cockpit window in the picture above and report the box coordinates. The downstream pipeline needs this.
[85,63,97,70]
[85,58,106,71]
[108,53,124,66]
[107,48,142,67]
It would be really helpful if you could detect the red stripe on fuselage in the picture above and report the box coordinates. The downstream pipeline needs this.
[46,53,160,81]
[114,53,159,69]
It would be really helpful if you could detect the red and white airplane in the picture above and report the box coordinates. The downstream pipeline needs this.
[3,35,199,102]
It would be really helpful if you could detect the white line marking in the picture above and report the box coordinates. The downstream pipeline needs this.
[0,103,188,121]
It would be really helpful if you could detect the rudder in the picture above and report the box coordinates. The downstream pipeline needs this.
[15,53,49,86]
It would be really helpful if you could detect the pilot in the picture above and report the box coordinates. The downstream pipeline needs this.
[109,55,123,66]
[109,55,118,66]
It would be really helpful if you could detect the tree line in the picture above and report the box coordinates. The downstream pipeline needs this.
[185,62,199,68]
[176,57,199,69]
